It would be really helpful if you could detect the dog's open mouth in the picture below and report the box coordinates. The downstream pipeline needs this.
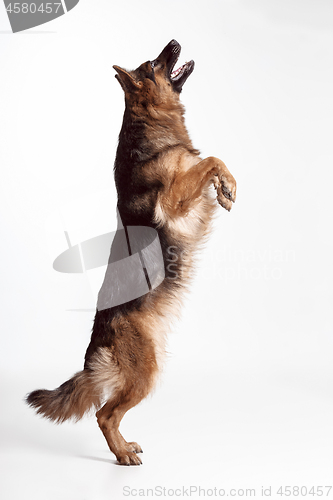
[168,42,194,92]
[170,61,193,81]
[169,57,195,93]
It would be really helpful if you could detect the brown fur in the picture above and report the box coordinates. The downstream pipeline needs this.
[26,41,236,466]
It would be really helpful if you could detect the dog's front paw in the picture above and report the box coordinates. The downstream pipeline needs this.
[216,188,233,211]
[214,171,236,211]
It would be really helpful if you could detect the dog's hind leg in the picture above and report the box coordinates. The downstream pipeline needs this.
[96,387,147,466]
[92,314,159,465]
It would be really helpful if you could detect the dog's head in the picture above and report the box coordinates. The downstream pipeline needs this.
[113,40,194,110]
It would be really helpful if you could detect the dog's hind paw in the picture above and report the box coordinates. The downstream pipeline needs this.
[118,451,142,466]
[126,441,143,454]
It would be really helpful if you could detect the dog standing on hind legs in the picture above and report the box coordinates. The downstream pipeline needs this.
[26,40,237,466]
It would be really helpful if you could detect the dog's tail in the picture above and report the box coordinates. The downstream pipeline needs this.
[26,370,100,423]
[26,349,122,423]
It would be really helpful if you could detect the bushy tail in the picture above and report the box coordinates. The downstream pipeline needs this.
[26,369,102,423]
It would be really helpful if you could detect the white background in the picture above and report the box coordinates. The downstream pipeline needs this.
[1,1,333,499]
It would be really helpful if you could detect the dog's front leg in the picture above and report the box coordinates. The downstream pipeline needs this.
[166,156,237,216]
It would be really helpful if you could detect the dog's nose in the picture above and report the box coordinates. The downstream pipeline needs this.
[169,39,180,50]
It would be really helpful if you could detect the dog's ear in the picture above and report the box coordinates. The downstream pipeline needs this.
[113,66,143,92]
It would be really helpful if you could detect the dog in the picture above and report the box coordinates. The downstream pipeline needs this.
[26,40,237,466]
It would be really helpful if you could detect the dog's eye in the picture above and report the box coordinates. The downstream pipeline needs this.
[151,60,158,69]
